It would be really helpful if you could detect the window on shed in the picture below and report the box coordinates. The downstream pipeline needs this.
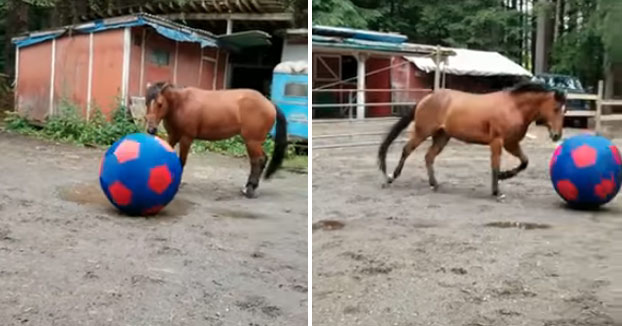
[150,49,170,66]
[284,83,307,97]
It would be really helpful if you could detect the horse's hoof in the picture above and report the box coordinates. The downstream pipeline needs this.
[241,187,256,199]
[430,184,439,192]
[495,193,506,202]
[382,174,394,188]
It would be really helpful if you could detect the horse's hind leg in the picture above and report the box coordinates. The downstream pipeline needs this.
[387,134,425,184]
[489,138,504,199]
[242,141,267,198]
[425,130,450,191]
[499,142,528,180]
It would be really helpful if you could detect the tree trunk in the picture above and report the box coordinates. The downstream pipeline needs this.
[4,0,29,76]
[553,0,564,42]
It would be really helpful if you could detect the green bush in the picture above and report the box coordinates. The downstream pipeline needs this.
[4,100,140,146]
[4,100,304,163]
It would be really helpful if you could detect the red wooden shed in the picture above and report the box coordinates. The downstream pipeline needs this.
[12,14,234,123]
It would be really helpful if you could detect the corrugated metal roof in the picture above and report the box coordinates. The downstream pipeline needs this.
[312,35,455,57]
[13,13,218,48]
[405,48,532,77]
[312,25,455,57]
[312,25,407,44]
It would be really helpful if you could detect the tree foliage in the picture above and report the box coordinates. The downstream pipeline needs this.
[313,0,618,89]
[0,0,306,75]
[313,0,526,62]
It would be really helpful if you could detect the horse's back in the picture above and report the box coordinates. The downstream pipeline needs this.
[415,89,512,142]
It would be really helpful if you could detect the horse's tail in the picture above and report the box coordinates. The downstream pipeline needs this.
[265,105,288,179]
[378,105,416,174]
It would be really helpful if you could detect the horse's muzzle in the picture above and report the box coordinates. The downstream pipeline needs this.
[550,132,561,142]
[147,127,157,135]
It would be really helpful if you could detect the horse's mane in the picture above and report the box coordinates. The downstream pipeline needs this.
[145,82,173,106]
[508,81,566,103]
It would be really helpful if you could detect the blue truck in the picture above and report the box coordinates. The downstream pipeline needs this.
[270,61,308,144]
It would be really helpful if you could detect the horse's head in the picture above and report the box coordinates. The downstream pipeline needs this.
[510,82,567,141]
[539,89,566,141]
[145,82,173,135]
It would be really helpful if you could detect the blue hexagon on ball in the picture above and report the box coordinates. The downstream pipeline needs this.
[99,133,182,216]
[550,133,622,208]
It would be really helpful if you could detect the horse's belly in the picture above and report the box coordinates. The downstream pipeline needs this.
[445,116,491,145]
[198,127,240,141]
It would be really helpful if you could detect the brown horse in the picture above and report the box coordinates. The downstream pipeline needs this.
[145,82,287,198]
[378,81,567,199]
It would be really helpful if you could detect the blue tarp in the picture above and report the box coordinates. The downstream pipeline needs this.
[14,15,218,48]
[312,25,407,44]
[14,32,63,48]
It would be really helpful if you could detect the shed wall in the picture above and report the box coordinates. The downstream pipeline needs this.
[91,29,124,117]
[53,34,90,117]
[16,26,225,122]
[16,42,53,122]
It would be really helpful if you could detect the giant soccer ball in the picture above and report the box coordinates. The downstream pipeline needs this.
[550,133,622,208]
[99,133,182,216]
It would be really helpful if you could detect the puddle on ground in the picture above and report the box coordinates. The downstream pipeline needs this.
[210,207,266,219]
[484,221,551,230]
[58,182,194,217]
[312,220,345,231]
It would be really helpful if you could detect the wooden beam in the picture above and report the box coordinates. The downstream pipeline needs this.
[144,4,154,12]
[188,1,199,11]
[249,0,265,13]
[235,0,246,12]
[240,0,254,12]
[163,12,294,21]
[201,0,210,12]
[212,0,222,13]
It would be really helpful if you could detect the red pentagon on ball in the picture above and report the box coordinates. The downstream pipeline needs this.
[556,179,578,201]
[610,145,622,165]
[148,165,173,194]
[594,175,616,199]
[108,181,132,206]
[571,144,597,168]
[550,146,562,169]
[155,137,175,152]
[113,139,141,164]
[142,205,165,216]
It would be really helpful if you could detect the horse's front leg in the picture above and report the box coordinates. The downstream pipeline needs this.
[489,138,505,200]
[178,137,192,168]
[499,142,529,180]
[167,133,180,151]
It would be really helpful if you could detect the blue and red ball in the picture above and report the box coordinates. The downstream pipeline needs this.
[550,133,622,208]
[99,133,182,216]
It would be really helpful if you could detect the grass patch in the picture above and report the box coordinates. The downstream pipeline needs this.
[4,101,307,173]
[4,101,140,146]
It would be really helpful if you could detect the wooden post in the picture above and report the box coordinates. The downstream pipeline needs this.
[226,19,233,34]
[433,45,441,90]
[356,53,367,120]
[596,80,604,134]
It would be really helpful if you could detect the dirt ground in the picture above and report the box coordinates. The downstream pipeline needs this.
[312,126,621,326]
[0,131,308,326]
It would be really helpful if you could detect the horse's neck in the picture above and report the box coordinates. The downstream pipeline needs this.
[514,93,546,123]
[163,89,180,118]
